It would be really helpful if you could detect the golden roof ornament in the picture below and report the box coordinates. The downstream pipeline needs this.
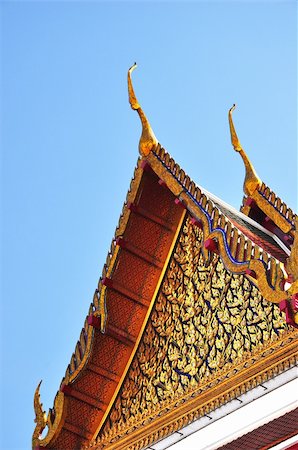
[33,381,47,442]
[128,63,158,156]
[228,104,261,196]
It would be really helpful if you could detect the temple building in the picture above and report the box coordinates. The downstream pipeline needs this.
[33,65,298,450]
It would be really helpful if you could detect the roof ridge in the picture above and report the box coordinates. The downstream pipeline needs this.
[153,145,287,264]
[148,146,298,308]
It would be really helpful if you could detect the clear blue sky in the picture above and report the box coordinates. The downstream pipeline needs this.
[1,1,297,449]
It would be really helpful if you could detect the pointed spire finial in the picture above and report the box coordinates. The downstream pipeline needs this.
[128,63,158,156]
[228,104,261,196]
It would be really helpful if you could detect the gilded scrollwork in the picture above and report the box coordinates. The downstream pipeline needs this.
[96,215,291,447]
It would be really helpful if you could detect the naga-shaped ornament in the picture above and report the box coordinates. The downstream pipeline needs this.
[32,375,69,448]
[33,381,47,443]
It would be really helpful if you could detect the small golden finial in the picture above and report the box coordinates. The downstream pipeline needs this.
[228,104,261,196]
[128,63,158,156]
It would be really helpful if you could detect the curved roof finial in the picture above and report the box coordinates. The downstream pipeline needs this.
[33,380,47,443]
[128,63,158,156]
[228,104,261,196]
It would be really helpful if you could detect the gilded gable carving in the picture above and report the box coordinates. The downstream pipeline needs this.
[96,215,293,447]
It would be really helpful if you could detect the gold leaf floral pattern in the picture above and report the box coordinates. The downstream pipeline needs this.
[101,215,288,438]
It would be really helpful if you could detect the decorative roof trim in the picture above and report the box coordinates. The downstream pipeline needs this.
[91,209,188,442]
[147,150,288,291]
[258,183,296,229]
[145,148,298,325]
[33,382,69,448]
[242,183,296,232]
[250,189,294,234]
[33,382,47,444]
[201,186,290,257]
[33,158,144,448]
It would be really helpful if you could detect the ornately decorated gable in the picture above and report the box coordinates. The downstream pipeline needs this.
[33,65,298,450]
[91,214,295,449]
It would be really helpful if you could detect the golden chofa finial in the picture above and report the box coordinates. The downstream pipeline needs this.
[228,104,261,196]
[128,63,158,156]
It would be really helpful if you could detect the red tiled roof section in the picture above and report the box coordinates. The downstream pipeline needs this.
[257,182,296,230]
[217,408,298,450]
[229,217,288,264]
[45,166,185,449]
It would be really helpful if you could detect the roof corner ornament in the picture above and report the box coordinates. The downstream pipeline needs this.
[228,104,261,196]
[128,63,158,156]
[32,375,68,448]
[33,380,47,445]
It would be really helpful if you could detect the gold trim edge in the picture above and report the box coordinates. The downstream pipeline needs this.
[91,209,188,441]
[33,158,145,448]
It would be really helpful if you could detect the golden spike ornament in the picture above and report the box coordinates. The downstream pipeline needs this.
[229,105,261,196]
[33,381,47,442]
[128,63,158,156]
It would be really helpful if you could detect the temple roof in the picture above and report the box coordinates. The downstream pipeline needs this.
[217,407,298,450]
[204,189,290,261]
[33,67,298,450]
